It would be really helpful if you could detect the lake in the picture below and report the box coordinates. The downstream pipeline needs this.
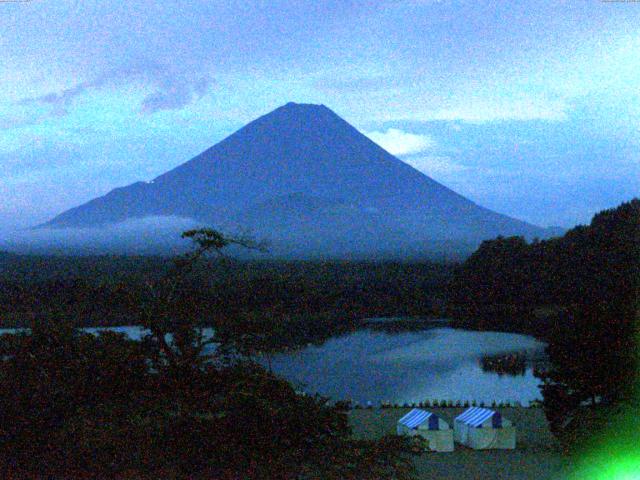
[0,320,546,406]
[263,322,547,406]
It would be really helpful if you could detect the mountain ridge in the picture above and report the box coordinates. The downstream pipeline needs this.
[42,102,555,257]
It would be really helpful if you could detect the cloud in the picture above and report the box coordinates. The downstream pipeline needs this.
[365,128,435,155]
[418,97,569,123]
[19,82,92,116]
[1,216,203,255]
[14,63,214,120]
[16,66,140,113]
[401,155,469,176]
[139,76,212,115]
[365,93,570,124]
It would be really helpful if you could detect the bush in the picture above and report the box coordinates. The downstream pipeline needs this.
[334,400,352,411]
[0,322,419,479]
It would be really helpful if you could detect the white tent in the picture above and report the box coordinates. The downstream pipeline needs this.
[454,407,516,450]
[396,409,454,452]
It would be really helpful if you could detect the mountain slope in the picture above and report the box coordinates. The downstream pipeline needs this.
[44,102,552,257]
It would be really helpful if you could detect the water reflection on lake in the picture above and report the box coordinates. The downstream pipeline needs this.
[0,321,546,406]
[264,325,546,406]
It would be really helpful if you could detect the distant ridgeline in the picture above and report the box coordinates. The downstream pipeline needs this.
[0,257,453,344]
[445,198,640,338]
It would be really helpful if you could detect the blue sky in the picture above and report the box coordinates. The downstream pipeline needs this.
[1,0,639,229]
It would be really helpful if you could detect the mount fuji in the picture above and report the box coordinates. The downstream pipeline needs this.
[43,102,554,258]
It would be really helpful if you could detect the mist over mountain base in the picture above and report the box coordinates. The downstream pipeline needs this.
[1,215,481,260]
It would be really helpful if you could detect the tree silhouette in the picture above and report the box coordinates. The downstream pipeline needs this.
[0,228,419,479]
[446,199,640,446]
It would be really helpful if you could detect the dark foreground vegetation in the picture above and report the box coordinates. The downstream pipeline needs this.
[446,199,639,338]
[0,199,636,476]
[0,252,452,350]
[447,199,640,450]
[0,230,420,479]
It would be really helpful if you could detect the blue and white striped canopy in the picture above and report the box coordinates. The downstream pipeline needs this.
[455,407,501,428]
[398,409,439,430]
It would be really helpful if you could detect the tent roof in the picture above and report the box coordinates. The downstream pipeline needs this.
[455,407,499,427]
[398,409,436,429]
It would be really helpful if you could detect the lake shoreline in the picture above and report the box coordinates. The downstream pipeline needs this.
[0,319,548,407]
[266,325,546,406]
[446,305,569,342]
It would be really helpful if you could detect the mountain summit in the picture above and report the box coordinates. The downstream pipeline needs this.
[44,102,551,257]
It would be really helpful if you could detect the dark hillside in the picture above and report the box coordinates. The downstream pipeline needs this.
[446,198,640,336]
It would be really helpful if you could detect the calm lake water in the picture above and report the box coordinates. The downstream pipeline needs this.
[264,323,547,406]
[0,320,546,406]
